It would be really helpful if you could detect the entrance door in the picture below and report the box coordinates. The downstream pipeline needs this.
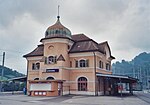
[78,77,87,91]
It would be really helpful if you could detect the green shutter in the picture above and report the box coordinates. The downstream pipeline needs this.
[32,63,35,70]
[44,57,47,64]
[75,60,78,67]
[54,56,57,63]
[86,60,89,67]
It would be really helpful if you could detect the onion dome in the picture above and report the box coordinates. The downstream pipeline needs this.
[45,16,72,39]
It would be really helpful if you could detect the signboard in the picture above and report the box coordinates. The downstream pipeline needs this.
[30,83,51,91]
[46,69,59,73]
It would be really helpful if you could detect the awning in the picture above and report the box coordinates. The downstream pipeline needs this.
[9,76,27,82]
[96,73,137,83]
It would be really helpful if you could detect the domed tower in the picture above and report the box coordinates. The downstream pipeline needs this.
[45,16,72,39]
[40,16,73,68]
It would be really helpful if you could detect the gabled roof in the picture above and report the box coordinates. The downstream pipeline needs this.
[23,34,115,59]
[69,40,99,53]
[71,34,91,41]
[98,41,115,59]
[23,44,44,57]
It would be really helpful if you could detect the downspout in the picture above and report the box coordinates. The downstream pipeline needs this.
[93,52,97,96]
[26,59,29,95]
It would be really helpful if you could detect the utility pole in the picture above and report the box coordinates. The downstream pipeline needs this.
[0,52,5,92]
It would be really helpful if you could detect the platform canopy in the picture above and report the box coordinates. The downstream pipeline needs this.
[96,73,137,83]
[9,76,27,82]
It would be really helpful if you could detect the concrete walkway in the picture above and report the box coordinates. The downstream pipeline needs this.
[0,93,149,105]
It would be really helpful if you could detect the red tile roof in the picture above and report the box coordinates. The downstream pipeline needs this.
[69,40,99,53]
[23,34,115,59]
[23,44,44,57]
[71,34,91,41]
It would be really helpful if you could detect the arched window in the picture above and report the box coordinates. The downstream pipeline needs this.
[32,62,40,70]
[99,60,103,69]
[76,59,89,67]
[34,78,39,80]
[55,30,58,34]
[80,60,86,67]
[78,77,87,91]
[46,77,54,80]
[48,56,57,64]
[36,63,40,69]
[106,63,110,70]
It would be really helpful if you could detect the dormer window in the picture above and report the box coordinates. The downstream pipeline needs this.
[32,62,40,70]
[75,59,89,68]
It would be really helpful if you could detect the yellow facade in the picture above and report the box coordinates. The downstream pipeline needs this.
[24,16,115,96]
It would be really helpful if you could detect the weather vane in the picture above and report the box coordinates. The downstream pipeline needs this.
[57,5,60,19]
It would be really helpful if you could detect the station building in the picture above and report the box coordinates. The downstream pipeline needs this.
[23,16,136,96]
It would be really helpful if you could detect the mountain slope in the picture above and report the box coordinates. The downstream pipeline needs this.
[0,65,24,81]
[112,52,150,89]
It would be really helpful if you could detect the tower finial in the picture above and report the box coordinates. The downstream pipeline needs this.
[57,5,60,19]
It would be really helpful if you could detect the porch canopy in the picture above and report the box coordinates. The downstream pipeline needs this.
[9,76,27,82]
[96,73,137,83]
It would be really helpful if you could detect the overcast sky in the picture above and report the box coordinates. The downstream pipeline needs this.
[0,0,149,74]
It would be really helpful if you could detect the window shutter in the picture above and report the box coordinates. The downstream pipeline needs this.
[32,63,35,70]
[75,60,78,67]
[86,60,89,67]
[44,57,47,64]
[54,56,57,63]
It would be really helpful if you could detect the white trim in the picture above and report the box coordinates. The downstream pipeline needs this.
[27,56,43,60]
[47,55,56,57]
[76,76,89,92]
[65,67,94,70]
[78,58,87,61]
[69,52,104,58]
[96,73,129,79]
[33,77,39,80]
[42,38,73,45]
[76,76,89,82]
[45,76,55,80]
[64,67,112,72]
[65,81,95,83]
[40,66,112,72]
[35,61,40,64]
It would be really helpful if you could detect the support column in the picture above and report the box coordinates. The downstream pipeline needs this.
[103,77,106,95]
[129,82,133,95]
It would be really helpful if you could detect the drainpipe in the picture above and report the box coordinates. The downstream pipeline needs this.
[26,60,29,95]
[93,52,97,96]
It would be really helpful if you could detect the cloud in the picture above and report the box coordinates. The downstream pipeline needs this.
[0,0,149,74]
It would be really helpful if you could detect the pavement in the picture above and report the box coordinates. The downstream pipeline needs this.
[0,92,150,105]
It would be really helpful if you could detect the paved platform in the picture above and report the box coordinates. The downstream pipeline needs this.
[0,93,149,105]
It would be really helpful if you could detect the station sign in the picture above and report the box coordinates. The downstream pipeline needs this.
[46,69,59,73]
